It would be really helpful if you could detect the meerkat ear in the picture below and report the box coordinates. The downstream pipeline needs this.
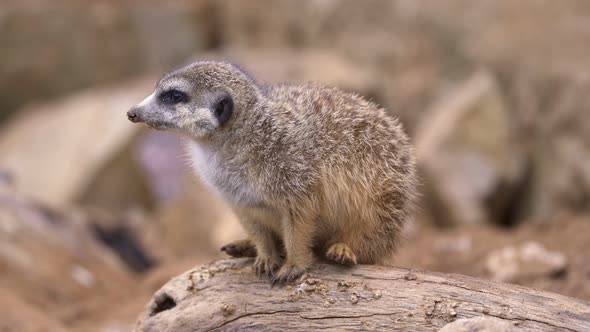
[213,94,234,126]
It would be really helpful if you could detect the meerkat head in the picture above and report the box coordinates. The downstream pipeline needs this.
[127,61,262,139]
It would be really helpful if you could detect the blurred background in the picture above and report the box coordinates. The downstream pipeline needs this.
[1,1,589,331]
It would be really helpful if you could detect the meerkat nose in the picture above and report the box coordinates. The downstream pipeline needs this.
[127,108,142,123]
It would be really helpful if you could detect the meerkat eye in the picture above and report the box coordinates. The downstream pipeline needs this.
[159,90,188,105]
[214,95,234,126]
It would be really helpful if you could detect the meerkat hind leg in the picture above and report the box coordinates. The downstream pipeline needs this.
[220,239,257,258]
[326,242,358,265]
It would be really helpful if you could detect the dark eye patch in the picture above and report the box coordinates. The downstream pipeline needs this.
[214,95,233,126]
[159,90,189,105]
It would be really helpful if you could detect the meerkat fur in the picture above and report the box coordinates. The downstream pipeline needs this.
[127,61,418,283]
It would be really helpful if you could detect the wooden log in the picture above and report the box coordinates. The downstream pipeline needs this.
[134,258,590,331]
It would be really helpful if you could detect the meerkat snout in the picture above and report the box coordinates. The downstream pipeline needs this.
[127,107,141,122]
[128,60,418,284]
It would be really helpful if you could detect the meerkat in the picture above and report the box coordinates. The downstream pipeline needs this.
[127,61,417,283]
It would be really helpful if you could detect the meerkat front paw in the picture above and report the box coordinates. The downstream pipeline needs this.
[221,239,257,258]
[326,242,357,265]
[271,263,307,285]
[253,255,281,278]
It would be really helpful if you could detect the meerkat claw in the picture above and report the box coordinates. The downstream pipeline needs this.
[267,268,276,279]
[253,256,280,278]
[272,264,306,285]
[270,276,279,288]
[220,239,257,258]
[326,243,358,265]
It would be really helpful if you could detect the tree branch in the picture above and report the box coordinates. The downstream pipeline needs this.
[134,258,590,331]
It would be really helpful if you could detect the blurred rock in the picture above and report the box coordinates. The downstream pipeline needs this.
[0,189,137,322]
[485,242,567,283]
[88,209,158,273]
[153,176,242,260]
[0,287,70,332]
[0,78,154,211]
[434,235,472,255]
[415,71,527,226]
[518,78,590,222]
[439,316,520,332]
[0,0,217,121]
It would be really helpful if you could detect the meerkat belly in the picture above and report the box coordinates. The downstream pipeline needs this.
[185,141,264,207]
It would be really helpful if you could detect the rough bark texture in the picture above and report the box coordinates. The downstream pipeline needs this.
[134,258,590,332]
